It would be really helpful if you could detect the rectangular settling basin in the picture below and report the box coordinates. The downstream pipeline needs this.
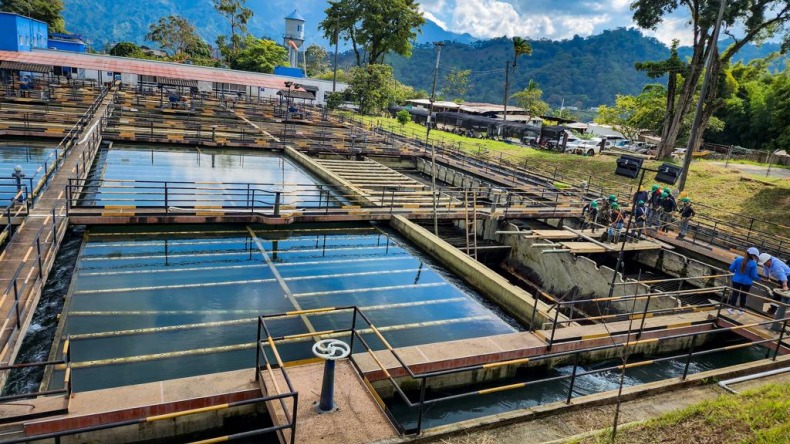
[0,141,57,201]
[54,224,518,392]
[80,143,340,208]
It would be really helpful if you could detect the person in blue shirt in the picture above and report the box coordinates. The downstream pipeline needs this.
[758,253,790,331]
[727,247,760,315]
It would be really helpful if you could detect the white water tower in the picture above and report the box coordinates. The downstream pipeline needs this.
[284,10,305,68]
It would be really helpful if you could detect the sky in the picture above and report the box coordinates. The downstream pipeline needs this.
[418,0,693,46]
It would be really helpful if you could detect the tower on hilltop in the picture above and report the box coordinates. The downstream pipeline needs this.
[284,10,305,68]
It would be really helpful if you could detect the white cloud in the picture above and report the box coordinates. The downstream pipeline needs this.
[421,0,695,45]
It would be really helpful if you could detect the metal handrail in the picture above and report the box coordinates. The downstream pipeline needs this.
[0,395,293,444]
[255,304,790,436]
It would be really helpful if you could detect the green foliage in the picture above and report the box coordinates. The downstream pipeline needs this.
[348,64,400,115]
[315,69,353,84]
[596,84,666,141]
[708,56,790,151]
[213,0,252,58]
[228,35,288,73]
[325,92,345,110]
[145,15,204,58]
[320,0,426,66]
[380,29,681,109]
[511,80,550,118]
[305,44,330,77]
[109,41,141,57]
[396,109,410,126]
[442,69,471,102]
[0,0,66,32]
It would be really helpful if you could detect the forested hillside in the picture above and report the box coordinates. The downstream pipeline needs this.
[377,28,784,108]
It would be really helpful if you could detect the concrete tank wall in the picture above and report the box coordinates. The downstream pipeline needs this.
[497,222,676,313]
[389,215,564,328]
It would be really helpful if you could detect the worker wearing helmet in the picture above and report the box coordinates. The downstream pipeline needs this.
[631,200,648,242]
[758,253,790,331]
[659,191,676,233]
[606,202,624,243]
[676,197,695,240]
[633,186,648,210]
[648,185,663,228]
[582,200,599,233]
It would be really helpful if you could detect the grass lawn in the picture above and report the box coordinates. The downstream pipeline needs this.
[353,115,790,236]
[571,383,790,444]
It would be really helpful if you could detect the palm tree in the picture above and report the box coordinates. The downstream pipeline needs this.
[504,36,532,122]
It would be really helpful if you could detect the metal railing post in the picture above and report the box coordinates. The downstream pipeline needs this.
[255,318,261,381]
[349,308,358,354]
[681,334,697,380]
[12,280,21,328]
[164,182,169,213]
[416,377,427,434]
[36,237,43,279]
[566,352,579,404]
[773,320,787,361]
[274,192,281,217]
[547,307,561,350]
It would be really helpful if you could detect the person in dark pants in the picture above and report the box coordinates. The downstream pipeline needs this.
[11,165,25,203]
[582,200,599,232]
[676,197,695,239]
[727,247,761,315]
[659,191,676,233]
[631,200,648,242]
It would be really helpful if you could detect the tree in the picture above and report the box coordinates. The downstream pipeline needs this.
[229,36,288,73]
[504,36,532,120]
[396,109,411,126]
[631,0,790,159]
[511,80,550,118]
[146,16,202,58]
[597,84,723,144]
[319,0,426,66]
[348,64,400,114]
[442,69,471,103]
[213,0,253,57]
[109,42,141,57]
[0,0,65,32]
[305,44,330,76]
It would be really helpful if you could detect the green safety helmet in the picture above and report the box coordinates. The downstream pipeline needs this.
[663,187,671,194]
[651,185,659,192]
[608,194,617,202]
[660,192,668,198]
[611,203,620,210]
[680,197,691,203]
[638,200,645,205]
[590,200,598,208]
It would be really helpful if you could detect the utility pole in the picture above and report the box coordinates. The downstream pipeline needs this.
[502,60,511,122]
[332,21,339,92]
[427,42,444,236]
[678,0,727,191]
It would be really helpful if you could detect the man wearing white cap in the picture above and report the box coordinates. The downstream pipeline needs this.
[759,253,790,332]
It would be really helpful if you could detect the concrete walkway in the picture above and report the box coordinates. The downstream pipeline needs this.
[706,161,790,179]
[0,89,114,369]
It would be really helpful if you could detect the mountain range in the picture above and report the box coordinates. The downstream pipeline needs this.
[61,1,784,108]
[61,0,475,49]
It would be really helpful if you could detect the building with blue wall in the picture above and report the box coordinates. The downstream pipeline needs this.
[0,12,86,53]
[0,12,49,52]
[48,33,87,53]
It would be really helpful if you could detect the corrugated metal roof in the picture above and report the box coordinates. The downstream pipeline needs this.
[0,50,290,89]
[277,89,316,100]
[156,77,198,88]
[0,61,52,73]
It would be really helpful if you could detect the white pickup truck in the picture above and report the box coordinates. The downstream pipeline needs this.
[564,138,608,156]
